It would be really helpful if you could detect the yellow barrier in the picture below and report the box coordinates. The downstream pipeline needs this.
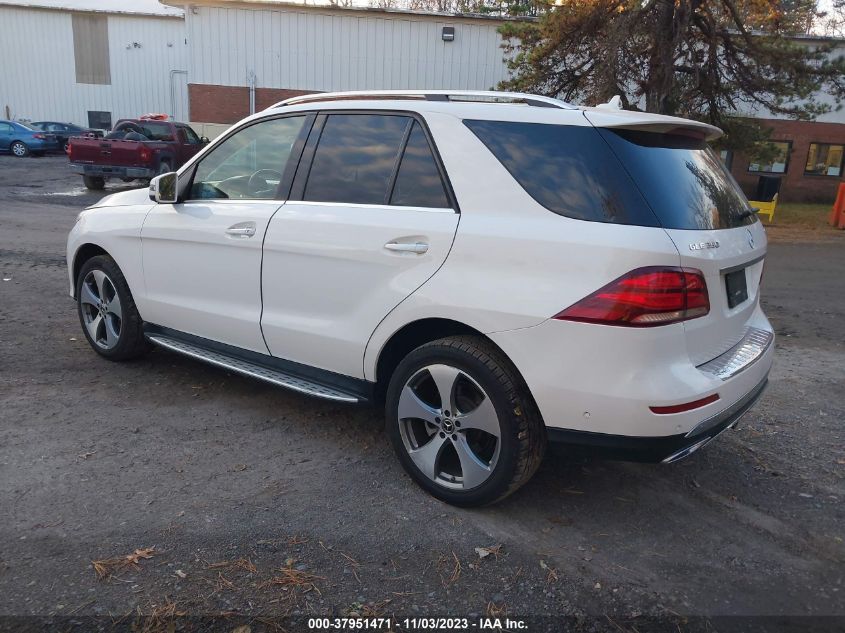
[748,193,778,223]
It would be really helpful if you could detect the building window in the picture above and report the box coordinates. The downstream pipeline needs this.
[87,111,112,130]
[747,141,791,174]
[805,143,844,177]
[72,14,111,85]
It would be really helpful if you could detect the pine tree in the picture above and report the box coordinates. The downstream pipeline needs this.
[498,0,845,150]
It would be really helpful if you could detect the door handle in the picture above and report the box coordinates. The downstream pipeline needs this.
[384,241,429,254]
[226,223,256,237]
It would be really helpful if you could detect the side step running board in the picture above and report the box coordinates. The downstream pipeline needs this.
[147,334,360,403]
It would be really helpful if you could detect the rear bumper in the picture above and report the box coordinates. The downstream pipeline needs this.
[489,303,775,452]
[546,376,768,463]
[70,163,155,179]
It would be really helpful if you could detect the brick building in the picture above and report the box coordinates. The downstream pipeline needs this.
[729,117,845,204]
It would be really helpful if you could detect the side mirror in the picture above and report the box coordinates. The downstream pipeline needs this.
[200,136,210,144]
[149,172,178,203]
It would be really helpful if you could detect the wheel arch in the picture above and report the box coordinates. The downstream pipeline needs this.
[70,243,109,298]
[372,318,532,404]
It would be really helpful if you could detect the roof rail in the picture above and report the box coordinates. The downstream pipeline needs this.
[268,90,577,110]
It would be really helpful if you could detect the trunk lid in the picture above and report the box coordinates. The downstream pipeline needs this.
[663,222,767,365]
[584,112,767,365]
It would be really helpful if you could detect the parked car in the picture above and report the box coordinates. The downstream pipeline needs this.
[68,116,207,190]
[31,121,101,152]
[67,91,774,506]
[0,120,59,157]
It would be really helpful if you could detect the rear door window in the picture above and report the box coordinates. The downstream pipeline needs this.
[390,121,450,208]
[180,126,202,144]
[304,114,409,205]
[465,120,658,227]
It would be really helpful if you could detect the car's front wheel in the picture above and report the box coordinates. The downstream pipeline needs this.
[76,255,150,360]
[386,336,546,506]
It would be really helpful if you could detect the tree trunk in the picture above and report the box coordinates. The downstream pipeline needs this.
[646,0,679,114]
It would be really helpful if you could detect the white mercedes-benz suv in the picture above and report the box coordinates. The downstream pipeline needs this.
[67,91,774,506]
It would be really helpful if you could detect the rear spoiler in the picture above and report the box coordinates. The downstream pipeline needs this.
[582,109,723,142]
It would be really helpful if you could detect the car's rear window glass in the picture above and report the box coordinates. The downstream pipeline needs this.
[598,128,756,230]
[111,121,173,141]
[305,114,409,205]
[465,120,659,227]
[390,122,450,208]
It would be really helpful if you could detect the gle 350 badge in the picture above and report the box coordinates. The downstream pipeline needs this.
[689,241,720,251]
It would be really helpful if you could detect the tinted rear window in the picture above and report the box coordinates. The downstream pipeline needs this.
[466,120,755,230]
[465,120,658,227]
[305,114,409,205]
[390,122,450,208]
[598,129,755,230]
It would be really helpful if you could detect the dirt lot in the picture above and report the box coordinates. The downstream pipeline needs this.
[1,155,844,631]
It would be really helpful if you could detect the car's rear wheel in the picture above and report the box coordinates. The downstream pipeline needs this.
[11,141,29,157]
[386,336,546,506]
[83,175,105,190]
[76,255,150,360]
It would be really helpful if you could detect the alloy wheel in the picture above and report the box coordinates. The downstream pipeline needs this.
[397,364,501,491]
[79,270,123,349]
[11,142,26,157]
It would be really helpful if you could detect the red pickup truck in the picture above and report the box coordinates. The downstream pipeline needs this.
[68,117,208,190]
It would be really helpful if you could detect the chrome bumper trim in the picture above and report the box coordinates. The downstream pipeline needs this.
[685,376,769,438]
[697,326,773,381]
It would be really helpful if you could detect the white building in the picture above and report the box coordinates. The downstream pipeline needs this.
[162,0,512,123]
[0,0,189,128]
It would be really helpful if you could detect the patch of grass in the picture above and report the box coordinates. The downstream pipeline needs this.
[765,202,831,229]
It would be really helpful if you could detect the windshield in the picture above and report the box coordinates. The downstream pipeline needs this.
[16,122,38,131]
[599,129,756,230]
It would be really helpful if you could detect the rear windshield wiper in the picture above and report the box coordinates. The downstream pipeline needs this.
[738,206,760,221]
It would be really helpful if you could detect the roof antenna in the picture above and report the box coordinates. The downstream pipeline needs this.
[595,95,623,111]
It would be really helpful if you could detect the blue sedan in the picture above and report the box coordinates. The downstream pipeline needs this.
[0,120,60,157]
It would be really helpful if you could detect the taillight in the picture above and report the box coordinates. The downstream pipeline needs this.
[139,146,152,163]
[554,267,709,327]
[33,133,45,139]
[67,142,74,160]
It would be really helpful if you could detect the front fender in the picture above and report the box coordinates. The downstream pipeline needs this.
[67,204,154,313]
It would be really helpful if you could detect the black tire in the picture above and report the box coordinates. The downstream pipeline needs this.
[83,175,105,190]
[385,335,546,507]
[10,141,29,157]
[76,255,151,361]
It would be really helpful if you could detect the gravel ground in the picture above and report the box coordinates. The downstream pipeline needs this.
[0,155,843,631]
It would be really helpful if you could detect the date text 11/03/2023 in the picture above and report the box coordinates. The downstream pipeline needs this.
[307,617,529,630]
